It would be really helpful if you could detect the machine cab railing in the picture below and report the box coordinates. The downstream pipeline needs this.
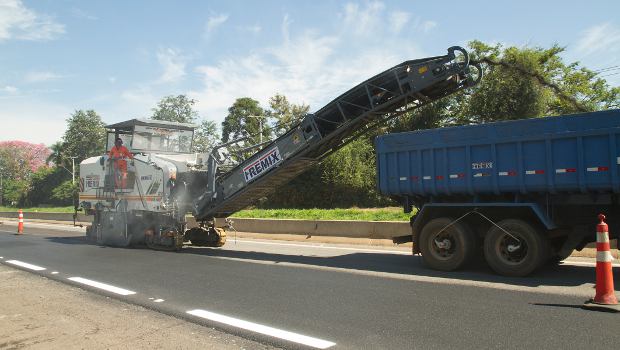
[100,119,197,196]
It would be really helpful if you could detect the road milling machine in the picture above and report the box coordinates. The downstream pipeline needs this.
[78,46,482,250]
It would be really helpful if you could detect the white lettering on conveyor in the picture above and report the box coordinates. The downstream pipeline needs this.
[187,309,336,349]
[242,147,282,182]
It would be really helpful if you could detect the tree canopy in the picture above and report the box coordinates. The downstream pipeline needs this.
[60,110,106,167]
[151,94,199,123]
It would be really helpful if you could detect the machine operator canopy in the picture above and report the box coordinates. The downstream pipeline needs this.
[105,119,198,154]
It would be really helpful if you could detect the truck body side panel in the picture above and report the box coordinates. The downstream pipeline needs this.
[376,110,620,197]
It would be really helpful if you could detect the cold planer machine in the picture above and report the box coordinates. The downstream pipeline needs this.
[78,46,482,250]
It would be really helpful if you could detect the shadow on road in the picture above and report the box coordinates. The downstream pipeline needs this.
[179,246,608,290]
[25,229,607,291]
[45,236,90,245]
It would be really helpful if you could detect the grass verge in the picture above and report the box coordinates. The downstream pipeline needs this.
[0,206,411,221]
[233,208,410,221]
[0,206,75,213]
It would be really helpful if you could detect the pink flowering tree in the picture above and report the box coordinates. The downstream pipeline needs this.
[0,141,51,181]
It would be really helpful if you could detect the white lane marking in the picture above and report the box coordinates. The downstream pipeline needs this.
[6,260,46,271]
[229,239,410,255]
[0,256,3,259]
[153,299,164,303]
[561,259,620,267]
[148,297,154,300]
[67,277,136,296]
[187,309,336,349]
[51,271,59,274]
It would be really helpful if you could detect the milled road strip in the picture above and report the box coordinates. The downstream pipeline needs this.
[209,255,604,297]
[6,259,46,271]
[67,277,136,296]
[187,309,336,349]
[223,239,410,255]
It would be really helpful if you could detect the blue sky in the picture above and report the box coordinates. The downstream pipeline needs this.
[1,0,619,145]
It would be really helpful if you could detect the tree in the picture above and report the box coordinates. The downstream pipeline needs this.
[267,94,310,136]
[0,141,50,181]
[61,110,106,169]
[193,119,219,153]
[152,95,199,123]
[221,97,267,146]
[25,167,70,206]
[463,40,620,124]
[51,180,78,205]
[46,141,64,166]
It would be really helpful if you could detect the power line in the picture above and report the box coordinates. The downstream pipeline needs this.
[593,65,620,73]
[599,71,620,78]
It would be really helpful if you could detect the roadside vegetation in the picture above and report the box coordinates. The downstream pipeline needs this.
[0,206,410,221]
[0,206,75,213]
[233,208,410,221]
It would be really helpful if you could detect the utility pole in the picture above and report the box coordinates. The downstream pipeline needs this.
[0,166,3,207]
[68,156,78,184]
[247,115,265,144]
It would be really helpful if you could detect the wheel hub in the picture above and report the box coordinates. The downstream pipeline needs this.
[498,235,527,264]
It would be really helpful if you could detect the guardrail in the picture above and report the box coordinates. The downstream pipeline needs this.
[0,212,410,239]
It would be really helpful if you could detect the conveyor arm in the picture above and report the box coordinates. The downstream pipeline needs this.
[193,46,482,221]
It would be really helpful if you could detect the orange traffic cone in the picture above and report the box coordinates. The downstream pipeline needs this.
[584,214,620,312]
[17,209,24,234]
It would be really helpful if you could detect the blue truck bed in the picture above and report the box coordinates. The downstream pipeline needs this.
[376,109,620,197]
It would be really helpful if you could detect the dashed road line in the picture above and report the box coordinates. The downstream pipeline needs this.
[187,309,336,349]
[51,271,59,274]
[6,259,46,271]
[153,299,164,303]
[67,277,136,296]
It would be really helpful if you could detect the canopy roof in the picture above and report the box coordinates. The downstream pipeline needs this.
[105,118,198,132]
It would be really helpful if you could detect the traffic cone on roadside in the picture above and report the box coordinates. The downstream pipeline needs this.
[17,209,24,234]
[583,214,620,312]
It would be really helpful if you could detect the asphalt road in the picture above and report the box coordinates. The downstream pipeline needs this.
[1,221,619,349]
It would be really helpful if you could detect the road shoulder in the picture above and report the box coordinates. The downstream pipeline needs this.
[0,264,276,349]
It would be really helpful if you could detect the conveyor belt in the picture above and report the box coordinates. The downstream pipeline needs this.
[194,46,482,220]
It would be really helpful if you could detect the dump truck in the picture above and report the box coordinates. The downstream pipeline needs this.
[78,46,482,251]
[377,109,620,276]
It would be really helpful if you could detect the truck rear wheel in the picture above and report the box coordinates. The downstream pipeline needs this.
[483,219,548,277]
[419,217,476,271]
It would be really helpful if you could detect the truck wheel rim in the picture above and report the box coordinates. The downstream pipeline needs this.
[429,231,456,260]
[496,234,528,265]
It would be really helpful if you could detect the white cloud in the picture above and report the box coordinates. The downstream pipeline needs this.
[240,25,261,34]
[1,85,18,94]
[421,20,437,33]
[189,26,422,123]
[342,1,385,36]
[576,22,620,56]
[156,48,187,83]
[281,14,291,42]
[70,8,98,21]
[389,11,410,34]
[204,13,228,38]
[0,0,64,41]
[24,71,62,83]
[0,97,70,145]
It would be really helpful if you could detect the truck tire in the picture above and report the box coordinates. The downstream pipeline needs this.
[483,219,549,277]
[419,217,477,271]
